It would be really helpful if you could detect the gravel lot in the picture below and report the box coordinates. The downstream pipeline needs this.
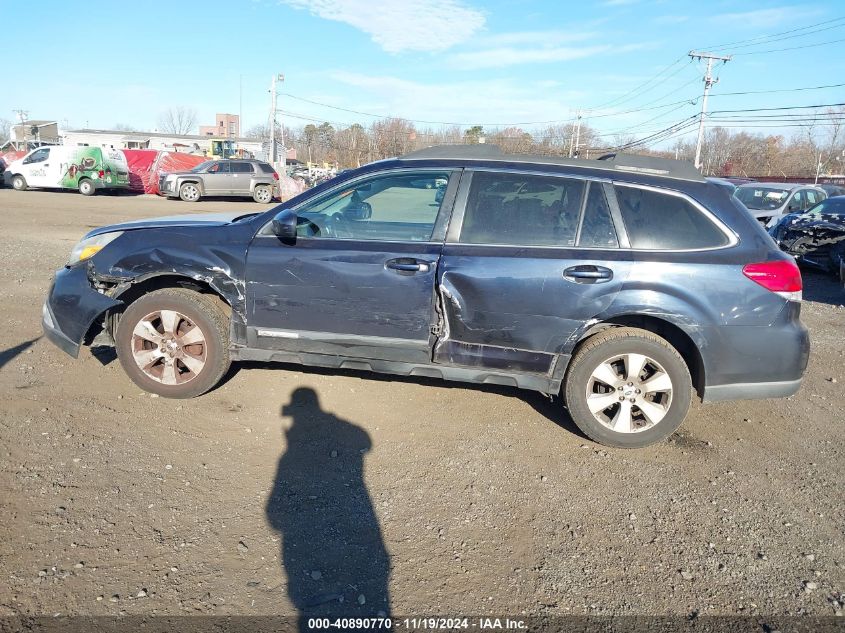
[0,188,843,620]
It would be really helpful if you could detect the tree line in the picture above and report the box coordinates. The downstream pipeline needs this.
[246,107,845,178]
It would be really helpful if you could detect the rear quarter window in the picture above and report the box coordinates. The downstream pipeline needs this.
[615,185,729,250]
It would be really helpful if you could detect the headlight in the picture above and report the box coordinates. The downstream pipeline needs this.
[68,232,123,265]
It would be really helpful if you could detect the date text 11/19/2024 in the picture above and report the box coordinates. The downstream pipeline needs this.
[306,618,527,630]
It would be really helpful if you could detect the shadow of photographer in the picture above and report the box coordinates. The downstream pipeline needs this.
[266,387,391,627]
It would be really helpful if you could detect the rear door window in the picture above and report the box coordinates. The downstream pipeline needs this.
[459,172,585,246]
[231,162,254,173]
[615,185,729,250]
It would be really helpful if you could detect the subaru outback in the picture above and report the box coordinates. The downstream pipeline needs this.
[42,145,809,448]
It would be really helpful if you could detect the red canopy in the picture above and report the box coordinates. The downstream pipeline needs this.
[121,150,208,194]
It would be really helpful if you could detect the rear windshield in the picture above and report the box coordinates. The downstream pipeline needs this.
[735,187,790,210]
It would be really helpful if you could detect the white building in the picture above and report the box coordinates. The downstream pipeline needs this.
[62,129,265,159]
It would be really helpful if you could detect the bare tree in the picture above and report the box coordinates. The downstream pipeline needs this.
[157,107,198,135]
[113,123,138,132]
[0,118,11,144]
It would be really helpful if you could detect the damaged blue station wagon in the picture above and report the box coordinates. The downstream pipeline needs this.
[42,146,810,448]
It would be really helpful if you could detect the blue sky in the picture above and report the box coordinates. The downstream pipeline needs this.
[3,0,844,146]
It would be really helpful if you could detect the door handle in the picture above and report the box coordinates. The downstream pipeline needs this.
[385,258,430,273]
[563,265,613,284]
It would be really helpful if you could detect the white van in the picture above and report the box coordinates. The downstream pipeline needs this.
[5,146,130,195]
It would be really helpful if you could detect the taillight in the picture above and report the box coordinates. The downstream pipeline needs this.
[742,259,802,301]
[98,169,105,179]
[272,172,280,180]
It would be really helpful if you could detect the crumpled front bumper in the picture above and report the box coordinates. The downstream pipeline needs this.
[42,265,122,358]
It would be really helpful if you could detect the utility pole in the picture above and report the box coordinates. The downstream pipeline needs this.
[268,73,285,163]
[13,109,28,150]
[689,51,731,171]
[569,110,582,158]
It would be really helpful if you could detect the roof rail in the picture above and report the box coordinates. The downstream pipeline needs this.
[399,144,703,181]
[400,144,504,160]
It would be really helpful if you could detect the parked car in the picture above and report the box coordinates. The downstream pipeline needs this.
[819,183,845,198]
[42,146,809,448]
[159,159,278,203]
[734,182,827,226]
[5,146,129,195]
[769,195,845,276]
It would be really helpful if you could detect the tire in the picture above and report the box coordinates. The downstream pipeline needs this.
[253,185,273,203]
[115,288,230,398]
[563,327,692,448]
[12,175,27,191]
[78,179,95,196]
[179,182,202,202]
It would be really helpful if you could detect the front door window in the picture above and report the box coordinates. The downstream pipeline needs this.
[293,171,452,242]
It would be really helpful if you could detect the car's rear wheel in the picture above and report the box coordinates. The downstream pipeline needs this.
[12,175,27,191]
[179,182,201,202]
[253,185,273,203]
[564,327,692,448]
[115,288,230,398]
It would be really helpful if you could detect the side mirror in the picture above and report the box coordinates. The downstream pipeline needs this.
[271,209,297,240]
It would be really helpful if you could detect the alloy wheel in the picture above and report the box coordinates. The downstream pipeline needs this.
[585,353,673,434]
[255,187,272,203]
[181,184,199,201]
[130,309,207,385]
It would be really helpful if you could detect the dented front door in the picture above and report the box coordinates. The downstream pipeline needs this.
[244,168,460,363]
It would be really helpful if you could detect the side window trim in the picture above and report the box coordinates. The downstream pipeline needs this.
[445,170,473,243]
[601,182,632,249]
[430,168,463,243]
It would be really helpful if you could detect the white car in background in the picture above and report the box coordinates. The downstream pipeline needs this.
[734,182,827,225]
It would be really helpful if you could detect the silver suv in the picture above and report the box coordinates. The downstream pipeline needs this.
[159,159,279,203]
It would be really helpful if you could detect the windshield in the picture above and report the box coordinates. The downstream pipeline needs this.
[735,187,790,210]
[806,197,845,216]
[189,161,214,173]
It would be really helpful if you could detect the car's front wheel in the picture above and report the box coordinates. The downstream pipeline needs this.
[179,182,201,202]
[564,327,692,448]
[115,288,231,398]
[12,175,27,191]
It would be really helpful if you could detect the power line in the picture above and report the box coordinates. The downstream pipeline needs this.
[281,93,580,127]
[585,58,692,112]
[709,82,845,97]
[733,36,845,56]
[710,102,845,114]
[698,15,845,51]
[713,21,845,52]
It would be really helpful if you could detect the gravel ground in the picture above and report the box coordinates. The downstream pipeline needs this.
[0,188,843,620]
